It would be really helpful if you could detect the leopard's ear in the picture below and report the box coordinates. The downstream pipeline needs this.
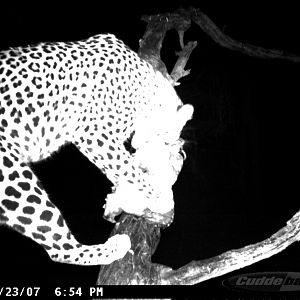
[171,103,194,135]
[177,104,194,123]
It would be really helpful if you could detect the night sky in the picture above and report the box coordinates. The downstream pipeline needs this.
[0,2,299,298]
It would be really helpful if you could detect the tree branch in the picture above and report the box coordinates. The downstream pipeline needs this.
[161,210,300,284]
[187,7,300,62]
[97,210,300,286]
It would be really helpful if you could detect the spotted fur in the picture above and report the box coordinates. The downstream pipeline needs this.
[0,33,188,265]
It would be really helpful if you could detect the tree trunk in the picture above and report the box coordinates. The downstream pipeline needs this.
[96,213,165,285]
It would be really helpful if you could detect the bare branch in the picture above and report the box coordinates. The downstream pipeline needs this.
[161,210,300,285]
[188,7,300,63]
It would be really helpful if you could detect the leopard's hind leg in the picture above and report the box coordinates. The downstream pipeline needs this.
[0,142,130,265]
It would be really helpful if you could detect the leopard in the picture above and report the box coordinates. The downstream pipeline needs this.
[0,33,193,266]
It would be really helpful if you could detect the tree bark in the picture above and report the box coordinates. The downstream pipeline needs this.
[96,213,170,285]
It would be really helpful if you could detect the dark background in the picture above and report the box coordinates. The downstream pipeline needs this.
[0,1,299,298]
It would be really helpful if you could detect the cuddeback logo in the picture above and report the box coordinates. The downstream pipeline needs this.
[223,272,300,292]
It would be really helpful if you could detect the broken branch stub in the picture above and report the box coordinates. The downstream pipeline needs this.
[170,40,198,85]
